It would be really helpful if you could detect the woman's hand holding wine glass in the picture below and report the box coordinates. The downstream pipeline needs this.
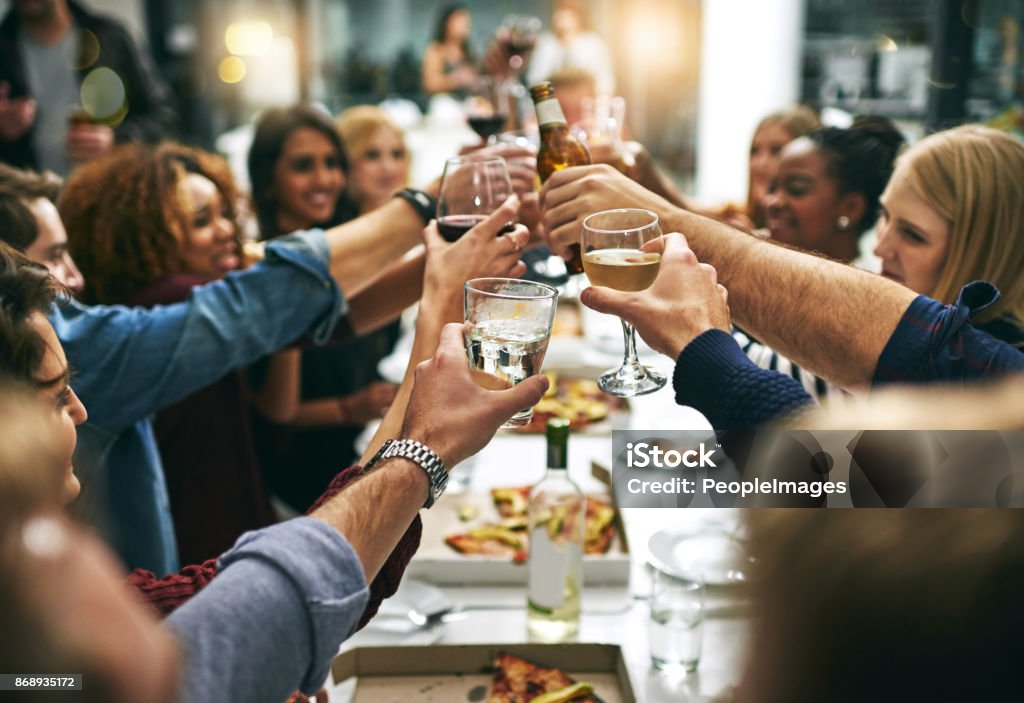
[436,154,517,242]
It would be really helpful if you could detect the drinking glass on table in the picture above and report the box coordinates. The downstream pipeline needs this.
[649,569,705,675]
[464,76,510,145]
[581,208,666,397]
[437,155,514,242]
[464,278,558,429]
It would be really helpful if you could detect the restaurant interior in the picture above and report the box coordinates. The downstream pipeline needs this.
[0,0,1022,701]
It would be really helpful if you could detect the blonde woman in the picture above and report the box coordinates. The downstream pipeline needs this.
[874,124,1024,340]
[336,106,410,214]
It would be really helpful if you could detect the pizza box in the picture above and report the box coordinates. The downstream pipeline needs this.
[332,643,637,702]
[406,464,631,585]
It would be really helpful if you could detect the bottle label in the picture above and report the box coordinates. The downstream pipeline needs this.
[528,527,579,609]
[535,98,567,127]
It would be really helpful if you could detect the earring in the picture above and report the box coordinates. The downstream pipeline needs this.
[837,216,850,230]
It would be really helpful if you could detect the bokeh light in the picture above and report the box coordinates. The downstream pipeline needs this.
[80,67,126,121]
[218,56,247,84]
[225,20,274,57]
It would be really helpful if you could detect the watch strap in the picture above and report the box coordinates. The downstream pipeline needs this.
[394,188,438,226]
[367,438,448,508]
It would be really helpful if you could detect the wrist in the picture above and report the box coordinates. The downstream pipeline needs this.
[336,395,351,424]
[367,437,448,508]
[394,188,438,226]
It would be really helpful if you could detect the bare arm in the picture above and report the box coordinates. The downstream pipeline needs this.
[250,350,301,423]
[361,198,529,463]
[541,165,917,387]
[324,198,424,298]
[346,251,425,335]
[315,324,548,581]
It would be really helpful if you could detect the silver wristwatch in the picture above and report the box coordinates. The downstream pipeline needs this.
[366,438,448,508]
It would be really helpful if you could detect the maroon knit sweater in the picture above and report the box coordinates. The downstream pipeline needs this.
[126,463,423,630]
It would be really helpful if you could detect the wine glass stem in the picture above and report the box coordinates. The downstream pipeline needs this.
[620,318,646,377]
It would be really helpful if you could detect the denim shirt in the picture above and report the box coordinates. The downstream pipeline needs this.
[52,230,347,574]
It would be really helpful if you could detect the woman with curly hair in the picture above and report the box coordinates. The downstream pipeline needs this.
[247,105,402,514]
[60,142,280,564]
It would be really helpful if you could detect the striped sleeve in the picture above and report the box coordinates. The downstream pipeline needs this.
[733,329,836,400]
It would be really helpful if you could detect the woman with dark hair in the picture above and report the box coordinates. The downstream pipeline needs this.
[247,104,358,238]
[248,104,401,514]
[766,115,906,265]
[421,4,478,96]
[59,142,283,564]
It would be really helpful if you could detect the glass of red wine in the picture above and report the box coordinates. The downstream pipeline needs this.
[437,155,515,242]
[502,14,541,72]
[464,76,509,145]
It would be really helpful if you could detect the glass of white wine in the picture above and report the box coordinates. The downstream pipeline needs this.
[581,208,666,397]
[464,278,559,428]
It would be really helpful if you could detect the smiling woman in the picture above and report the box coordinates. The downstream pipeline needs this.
[57,142,281,565]
[766,117,905,264]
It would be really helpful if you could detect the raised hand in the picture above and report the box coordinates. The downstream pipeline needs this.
[580,232,731,359]
[0,82,36,142]
[400,323,550,467]
[539,164,674,266]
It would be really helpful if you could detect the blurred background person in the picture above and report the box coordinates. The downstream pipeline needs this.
[548,67,597,130]
[0,163,83,293]
[0,0,176,175]
[741,510,1024,701]
[421,4,478,98]
[248,103,400,514]
[743,106,821,230]
[599,106,819,232]
[59,142,281,566]
[526,0,615,96]
[336,105,410,215]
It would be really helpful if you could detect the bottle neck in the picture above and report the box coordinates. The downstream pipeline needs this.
[547,442,568,473]
[535,97,567,127]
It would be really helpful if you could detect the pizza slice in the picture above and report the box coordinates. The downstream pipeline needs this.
[444,524,528,562]
[487,653,602,703]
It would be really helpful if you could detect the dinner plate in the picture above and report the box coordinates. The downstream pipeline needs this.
[647,526,751,585]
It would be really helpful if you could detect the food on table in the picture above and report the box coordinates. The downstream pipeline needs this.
[519,373,626,433]
[444,487,616,561]
[487,653,600,702]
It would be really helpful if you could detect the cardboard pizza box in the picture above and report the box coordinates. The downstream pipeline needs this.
[332,643,637,703]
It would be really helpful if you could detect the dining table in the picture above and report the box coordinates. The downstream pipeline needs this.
[330,301,753,702]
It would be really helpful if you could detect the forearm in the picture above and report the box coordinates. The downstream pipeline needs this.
[676,330,815,429]
[291,397,352,427]
[360,295,458,463]
[311,458,427,580]
[347,251,425,335]
[325,199,424,297]
[251,351,301,423]
[663,208,917,387]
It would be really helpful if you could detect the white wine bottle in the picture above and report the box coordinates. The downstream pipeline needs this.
[527,417,585,642]
[530,81,591,274]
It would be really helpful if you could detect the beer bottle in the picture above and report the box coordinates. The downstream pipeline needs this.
[530,81,591,274]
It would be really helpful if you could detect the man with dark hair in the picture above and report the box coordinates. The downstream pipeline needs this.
[0,162,83,293]
[0,0,177,173]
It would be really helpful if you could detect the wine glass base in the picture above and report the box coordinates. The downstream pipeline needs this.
[599,366,667,398]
